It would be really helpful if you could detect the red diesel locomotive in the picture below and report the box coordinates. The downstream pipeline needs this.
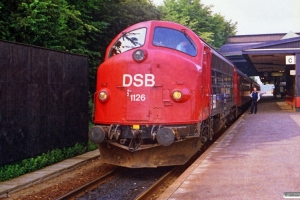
[89,20,259,168]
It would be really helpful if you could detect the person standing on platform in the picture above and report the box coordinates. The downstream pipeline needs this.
[249,87,260,114]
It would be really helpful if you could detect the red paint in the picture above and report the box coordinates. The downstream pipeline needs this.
[93,20,257,125]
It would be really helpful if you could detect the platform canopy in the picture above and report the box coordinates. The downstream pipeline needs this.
[219,32,300,79]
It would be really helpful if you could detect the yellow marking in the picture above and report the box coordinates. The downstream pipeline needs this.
[132,125,140,130]
[276,102,293,111]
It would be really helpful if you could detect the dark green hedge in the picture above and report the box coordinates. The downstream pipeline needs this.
[0,141,97,182]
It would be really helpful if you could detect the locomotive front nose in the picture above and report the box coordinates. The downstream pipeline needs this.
[88,126,106,144]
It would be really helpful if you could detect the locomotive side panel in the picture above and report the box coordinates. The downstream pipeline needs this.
[199,45,212,120]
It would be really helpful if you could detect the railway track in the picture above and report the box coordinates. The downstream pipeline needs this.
[55,166,177,200]
[53,138,217,200]
[56,168,118,199]
[135,166,184,200]
[55,166,174,200]
[54,119,236,200]
[55,147,210,200]
[135,145,213,199]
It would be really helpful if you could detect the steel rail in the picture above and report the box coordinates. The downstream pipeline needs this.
[134,166,185,200]
[55,168,117,200]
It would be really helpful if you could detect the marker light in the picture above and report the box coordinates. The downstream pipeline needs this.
[172,91,182,100]
[171,88,191,103]
[98,90,109,102]
[132,49,147,63]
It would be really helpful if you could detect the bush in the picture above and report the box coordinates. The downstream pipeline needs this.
[0,141,97,182]
[88,139,97,151]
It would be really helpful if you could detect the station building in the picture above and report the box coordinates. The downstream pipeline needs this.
[219,32,300,111]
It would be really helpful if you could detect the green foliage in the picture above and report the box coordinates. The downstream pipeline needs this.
[88,139,98,151]
[158,0,237,48]
[3,0,81,50]
[208,13,237,48]
[0,142,88,182]
[0,140,98,182]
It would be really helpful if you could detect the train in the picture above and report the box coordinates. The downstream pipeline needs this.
[88,20,260,168]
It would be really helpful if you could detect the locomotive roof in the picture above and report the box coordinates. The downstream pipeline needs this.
[149,20,236,68]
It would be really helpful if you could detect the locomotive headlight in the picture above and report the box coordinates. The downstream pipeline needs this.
[172,91,182,100]
[98,89,109,102]
[132,49,147,63]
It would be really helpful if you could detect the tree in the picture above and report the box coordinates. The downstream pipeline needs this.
[158,0,237,48]
[65,0,110,93]
[0,0,102,52]
[92,0,160,57]
[208,13,237,48]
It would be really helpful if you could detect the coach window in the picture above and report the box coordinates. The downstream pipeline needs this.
[153,27,197,56]
[109,28,146,57]
[211,70,234,110]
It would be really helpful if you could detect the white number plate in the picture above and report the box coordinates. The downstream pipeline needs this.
[130,94,146,101]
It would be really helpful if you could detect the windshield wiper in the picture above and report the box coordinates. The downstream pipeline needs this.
[121,32,140,46]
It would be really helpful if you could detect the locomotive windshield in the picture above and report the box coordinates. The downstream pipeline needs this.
[109,28,146,57]
[152,27,197,56]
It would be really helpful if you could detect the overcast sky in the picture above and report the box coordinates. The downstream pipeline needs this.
[152,0,300,35]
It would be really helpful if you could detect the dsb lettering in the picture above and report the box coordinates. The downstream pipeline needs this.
[122,74,155,87]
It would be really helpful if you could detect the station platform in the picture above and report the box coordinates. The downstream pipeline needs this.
[159,95,300,200]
